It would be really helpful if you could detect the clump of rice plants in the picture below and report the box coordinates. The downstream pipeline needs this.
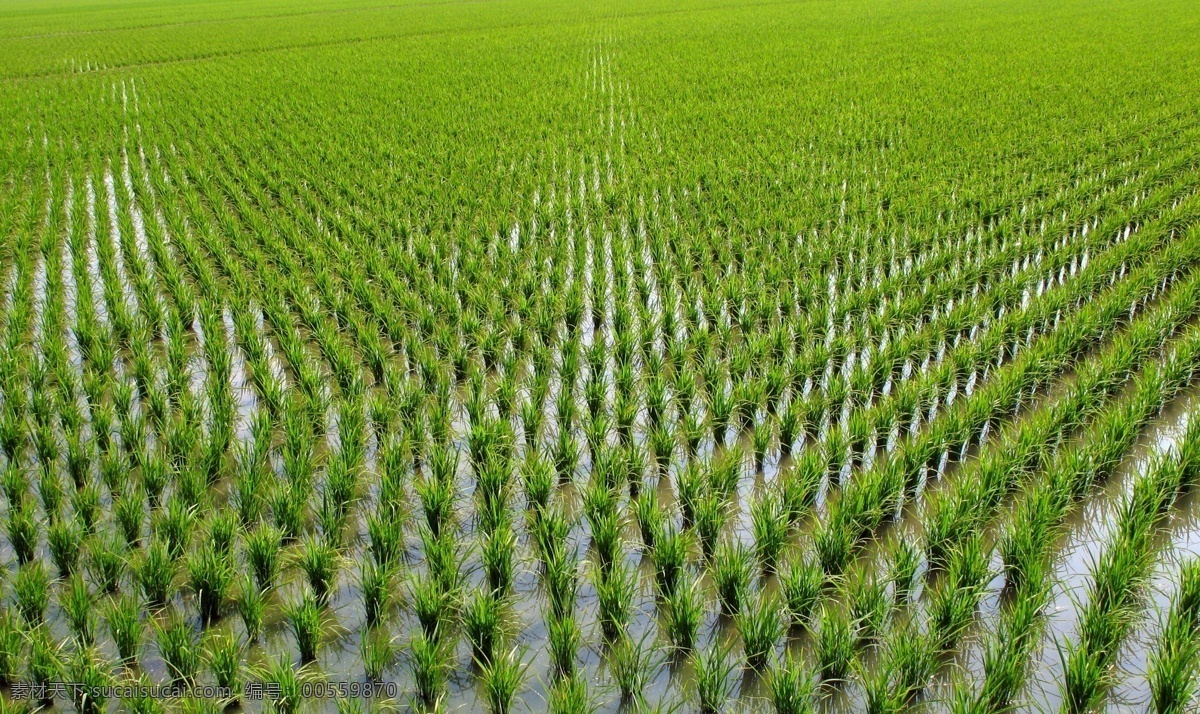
[692,640,736,714]
[477,644,532,714]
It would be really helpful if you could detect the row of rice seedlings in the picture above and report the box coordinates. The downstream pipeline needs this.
[923,267,1200,572]
[861,290,1200,709]
[1054,412,1200,713]
[1146,559,1200,714]
[811,196,1200,576]
[948,330,1200,712]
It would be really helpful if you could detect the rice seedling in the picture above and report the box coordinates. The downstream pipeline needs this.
[286,593,325,663]
[651,519,690,598]
[156,610,201,684]
[767,650,816,714]
[547,673,593,714]
[69,646,111,714]
[738,590,784,670]
[608,631,664,705]
[204,631,243,699]
[464,588,505,665]
[547,610,582,677]
[236,575,266,642]
[816,606,855,684]
[477,644,532,714]
[713,540,754,615]
[258,652,307,714]
[780,554,824,629]
[61,573,97,645]
[14,561,50,625]
[361,627,397,681]
[751,491,789,574]
[87,531,125,594]
[407,630,452,712]
[135,539,178,608]
[692,640,737,714]
[296,533,341,606]
[594,559,637,640]
[47,517,82,577]
[1148,559,1200,714]
[188,541,232,625]
[661,573,704,653]
[104,593,144,663]
[543,545,581,621]
[0,609,24,684]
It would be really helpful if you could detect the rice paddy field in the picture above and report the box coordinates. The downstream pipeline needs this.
[2,0,1200,711]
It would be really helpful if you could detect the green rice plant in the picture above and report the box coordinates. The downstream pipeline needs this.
[421,524,467,597]
[136,539,178,608]
[88,531,125,594]
[661,573,704,653]
[594,560,637,641]
[14,561,50,625]
[692,640,736,714]
[157,496,198,559]
[360,560,395,629]
[410,570,453,638]
[296,534,341,605]
[482,519,517,595]
[1148,560,1200,714]
[464,588,504,665]
[0,609,23,684]
[751,490,788,574]
[71,482,102,533]
[37,465,64,521]
[188,541,232,625]
[752,421,773,472]
[6,501,38,564]
[361,627,397,681]
[738,590,784,670]
[521,452,554,512]
[367,511,405,568]
[779,455,822,524]
[61,573,97,645]
[156,610,201,684]
[207,512,238,559]
[651,519,689,597]
[780,554,825,628]
[478,644,531,714]
[407,630,452,712]
[543,544,580,620]
[259,652,307,714]
[232,573,266,643]
[286,593,325,663]
[547,673,593,714]
[767,650,815,714]
[815,606,855,683]
[105,593,144,663]
[887,538,920,604]
[204,631,243,698]
[633,490,663,550]
[114,487,145,545]
[47,516,83,576]
[26,625,63,706]
[69,645,111,714]
[712,539,753,615]
[245,523,283,592]
[693,493,728,561]
[547,610,581,678]
[846,571,890,646]
[607,631,663,705]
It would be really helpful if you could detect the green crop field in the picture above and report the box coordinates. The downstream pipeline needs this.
[2,0,1200,711]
